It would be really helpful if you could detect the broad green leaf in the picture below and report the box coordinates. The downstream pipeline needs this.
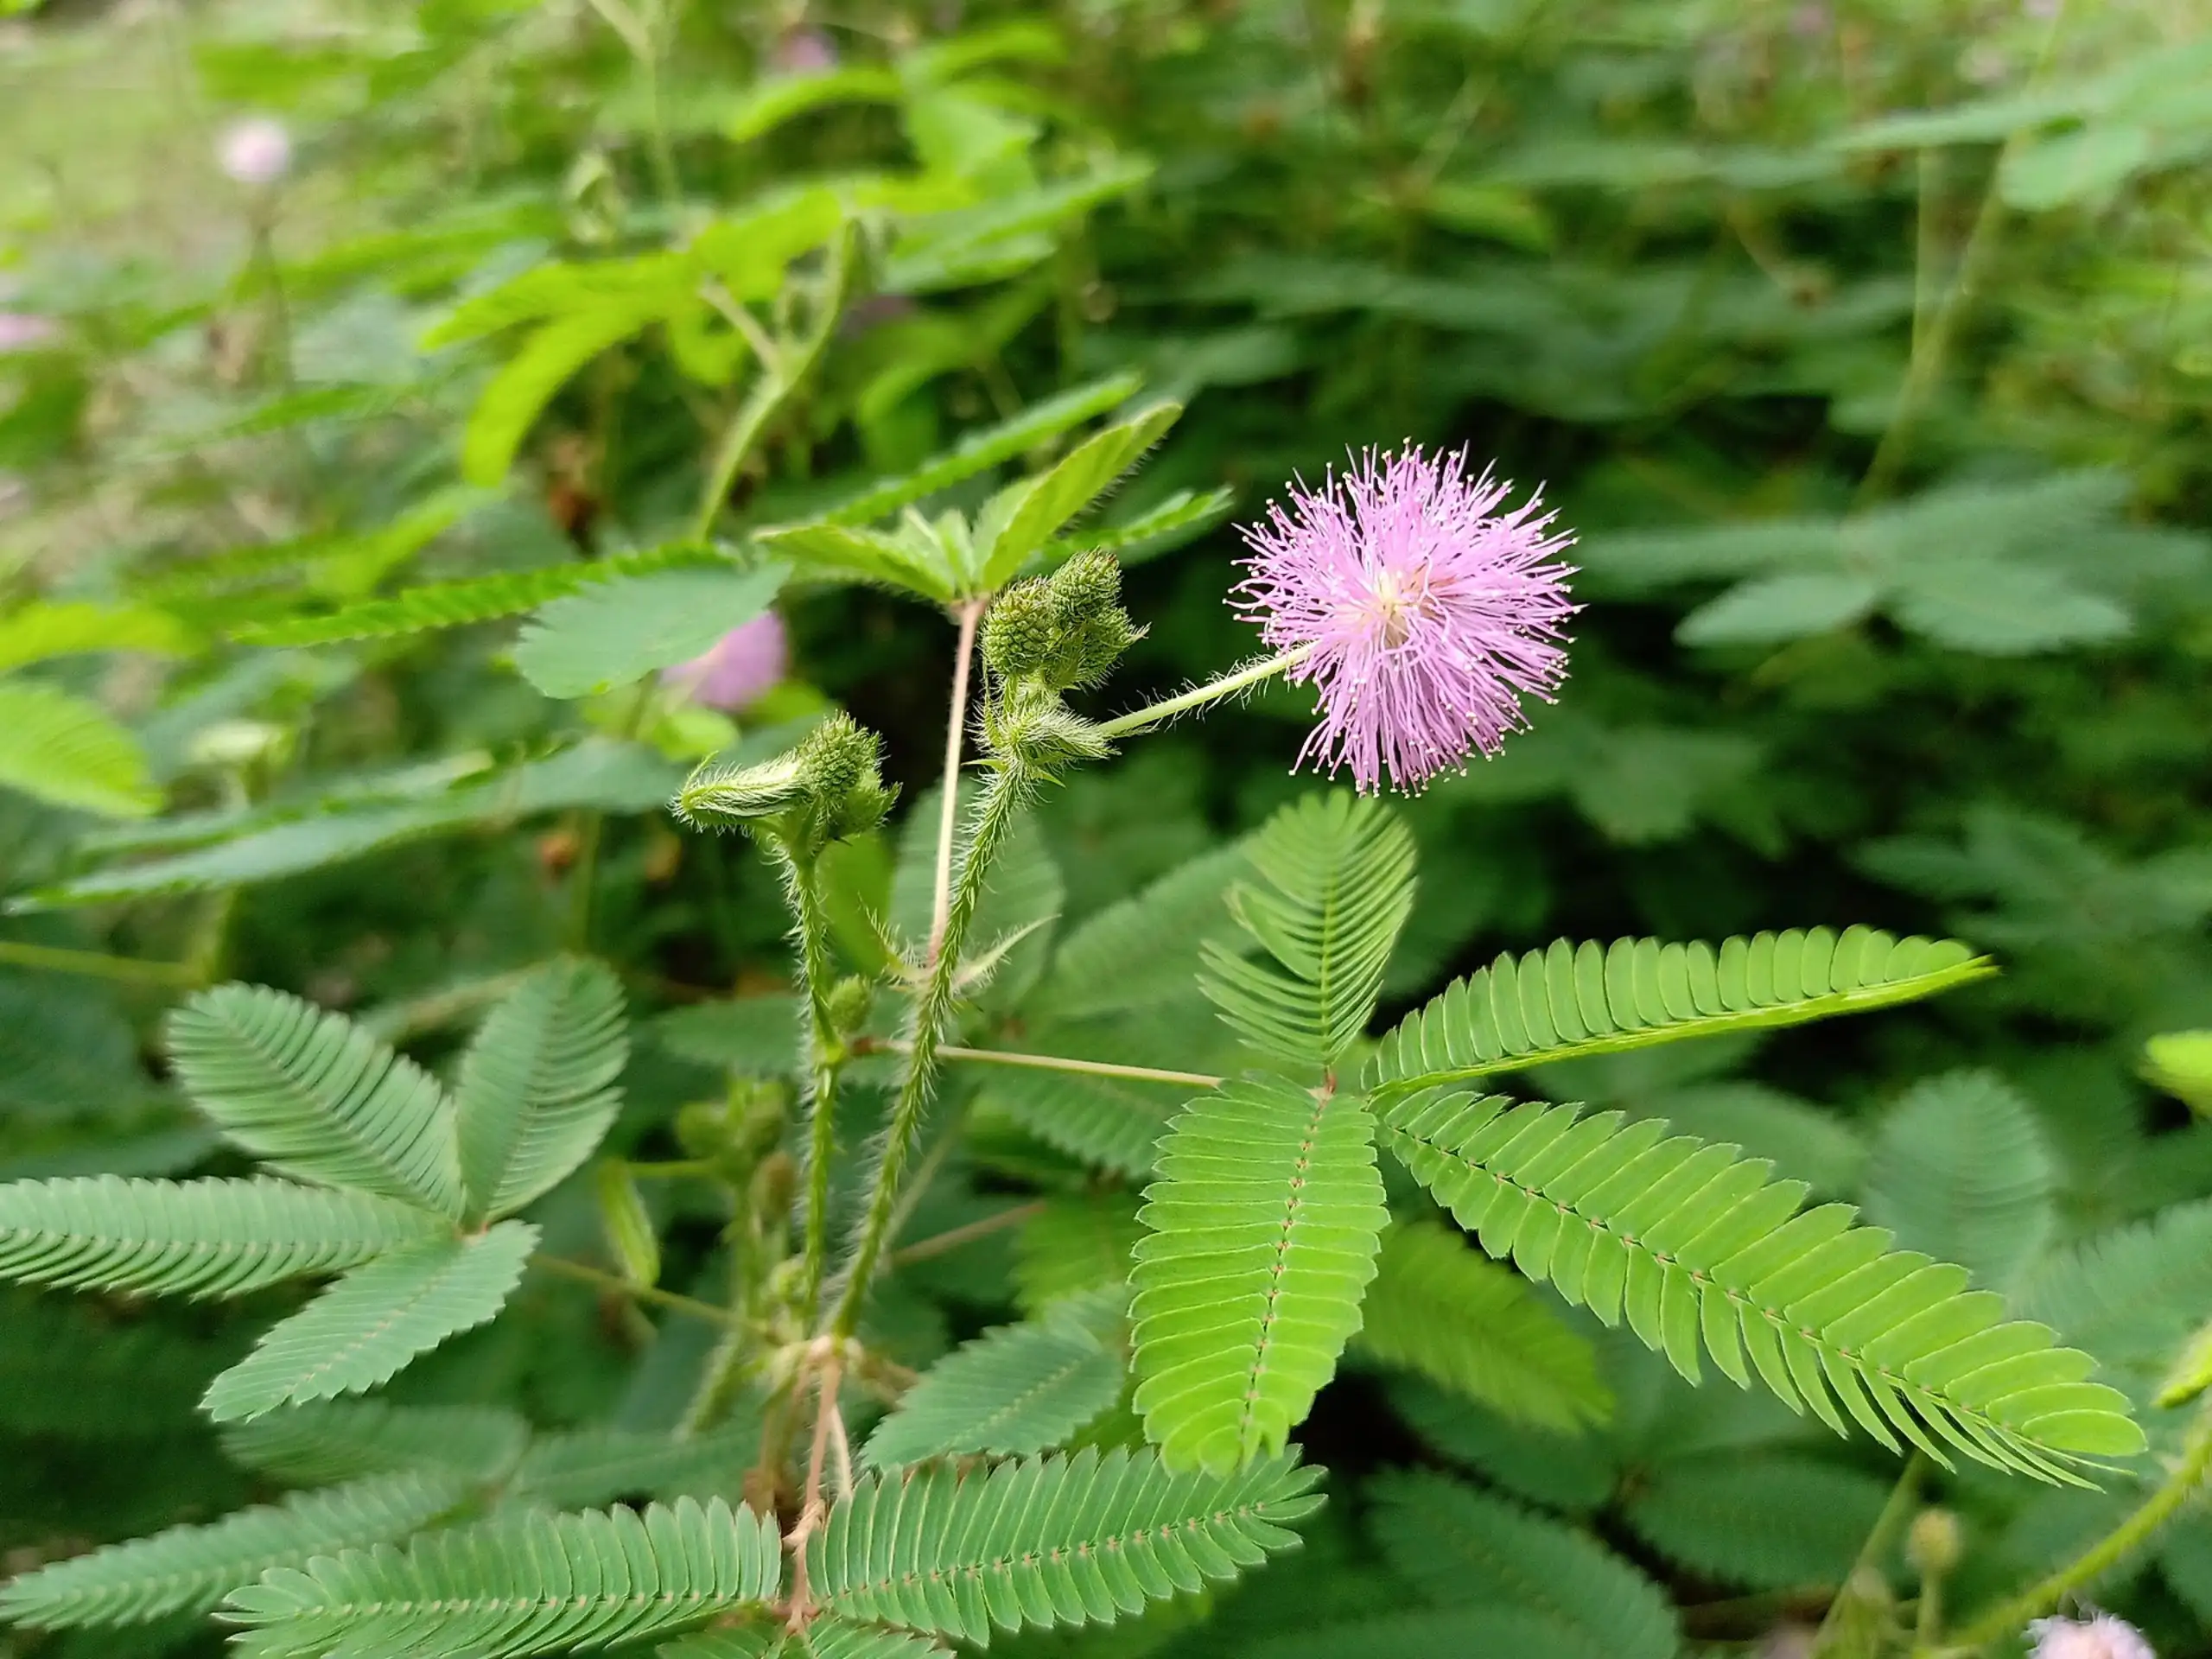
[594,1160,660,1288]
[202,1222,537,1422]
[2000,124,2154,210]
[0,680,160,818]
[2145,1030,2212,1116]
[976,401,1181,587]
[1890,562,2131,654]
[722,67,903,144]
[512,562,787,698]
[1675,571,1884,647]
[755,522,957,601]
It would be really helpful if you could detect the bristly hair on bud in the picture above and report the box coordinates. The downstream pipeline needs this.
[671,711,895,853]
[982,551,1144,694]
[1235,443,1575,794]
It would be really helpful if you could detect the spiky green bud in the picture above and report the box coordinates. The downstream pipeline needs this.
[981,581,1057,679]
[670,711,896,854]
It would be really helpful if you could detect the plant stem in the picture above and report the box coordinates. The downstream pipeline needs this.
[692,224,855,543]
[928,600,985,962]
[771,840,847,1327]
[532,1252,741,1328]
[827,756,1039,1338]
[1092,645,1314,741]
[1948,1408,2212,1651]
[931,1042,1222,1090]
[0,939,200,987]
[889,1200,1050,1268]
[1814,1452,1923,1656]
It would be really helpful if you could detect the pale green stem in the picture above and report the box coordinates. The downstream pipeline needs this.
[889,1200,1048,1268]
[691,224,855,543]
[770,839,847,1328]
[929,600,985,961]
[1948,1408,2212,1652]
[931,1042,1222,1090]
[1813,1452,1923,1657]
[827,756,1039,1338]
[1092,645,1314,741]
[532,1252,741,1328]
[0,939,200,988]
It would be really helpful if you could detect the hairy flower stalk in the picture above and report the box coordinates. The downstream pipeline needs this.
[1236,444,1574,792]
[826,756,1041,1339]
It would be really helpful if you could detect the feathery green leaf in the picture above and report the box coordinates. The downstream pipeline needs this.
[506,1420,762,1511]
[0,1176,450,1300]
[0,680,161,819]
[1198,793,1416,1071]
[974,1064,1179,1179]
[1862,1070,2056,1292]
[512,563,786,700]
[1352,1219,1610,1433]
[454,958,628,1223]
[222,1400,531,1486]
[1130,1077,1388,1472]
[168,984,463,1217]
[0,1471,470,1630]
[225,1496,782,1659]
[1382,1086,2142,1480]
[809,1447,1319,1644]
[1370,929,1995,1092]
[203,1221,537,1422]
[1368,1471,1677,1659]
[864,1287,1126,1469]
[232,546,722,647]
[1622,1454,1895,1591]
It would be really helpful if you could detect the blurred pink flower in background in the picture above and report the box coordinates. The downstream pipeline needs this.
[2031,1615,2156,1659]
[663,612,790,710]
[773,28,837,73]
[0,313,56,353]
[218,117,293,187]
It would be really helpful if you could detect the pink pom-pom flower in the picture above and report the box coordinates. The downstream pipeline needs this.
[1234,444,1575,794]
[662,612,789,711]
[2029,1615,2156,1659]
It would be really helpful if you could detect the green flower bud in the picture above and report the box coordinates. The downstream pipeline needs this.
[981,581,1057,678]
[1905,1509,1961,1580]
[825,975,874,1038]
[671,712,895,853]
[1046,549,1122,628]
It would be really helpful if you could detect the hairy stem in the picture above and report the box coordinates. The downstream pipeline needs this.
[827,756,1039,1338]
[692,223,855,543]
[1948,1408,2212,1652]
[771,840,847,1327]
[929,600,986,962]
[1092,644,1314,741]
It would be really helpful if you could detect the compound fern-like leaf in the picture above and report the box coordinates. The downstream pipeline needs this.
[1129,1077,1388,1473]
[1382,1088,2141,1481]
[808,1447,1319,1644]
[1369,930,1993,1092]
[0,679,161,819]
[225,1496,782,1659]
[1198,793,1415,1071]
[974,1065,1180,1179]
[1352,1220,1610,1433]
[454,957,628,1222]
[230,545,720,647]
[1621,1453,1894,1592]
[1368,1470,1678,1659]
[0,1176,448,1300]
[864,1288,1126,1470]
[506,1420,762,1511]
[662,1618,950,1659]
[221,1400,531,1486]
[203,1222,537,1423]
[168,984,463,1218]
[0,1471,469,1629]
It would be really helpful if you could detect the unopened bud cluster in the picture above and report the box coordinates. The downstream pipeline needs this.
[671,710,896,855]
[981,550,1143,693]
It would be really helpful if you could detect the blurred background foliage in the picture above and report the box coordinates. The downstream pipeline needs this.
[5,0,2212,1654]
